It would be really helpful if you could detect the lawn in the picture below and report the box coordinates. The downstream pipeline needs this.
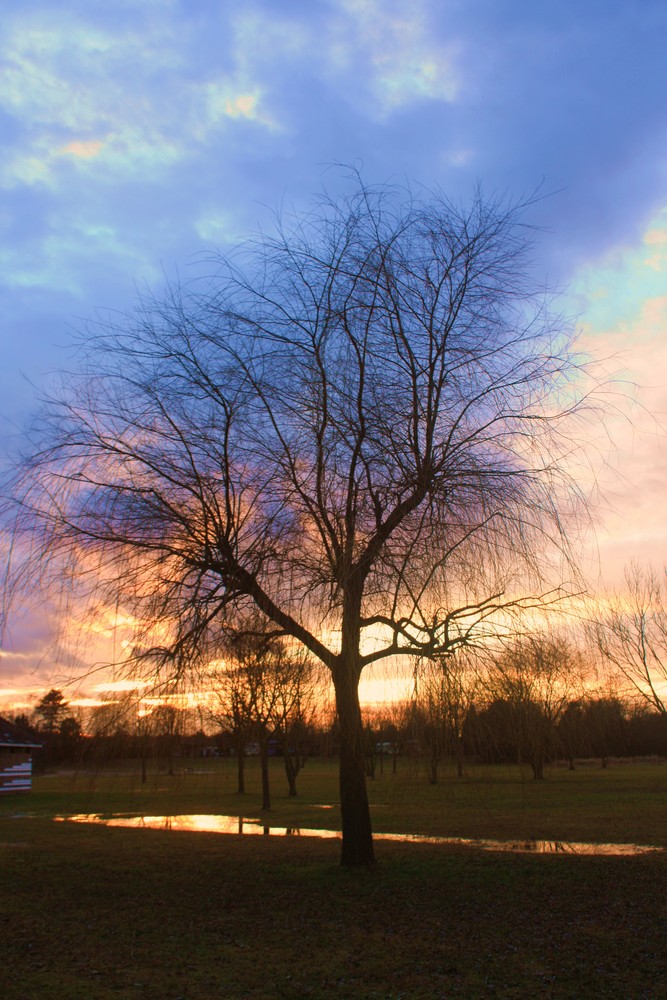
[1,757,666,999]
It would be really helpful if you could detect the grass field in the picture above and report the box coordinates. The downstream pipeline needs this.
[1,757,666,999]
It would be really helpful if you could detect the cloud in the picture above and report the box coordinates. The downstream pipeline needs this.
[326,0,460,117]
[0,220,163,295]
[441,146,474,168]
[0,8,278,192]
[570,208,667,585]
[0,0,464,261]
[643,226,667,272]
[568,206,667,333]
[204,82,277,130]
[644,227,667,246]
[0,644,64,711]
[223,94,258,119]
[225,1,460,126]
[91,680,150,694]
[58,140,105,160]
[193,209,241,245]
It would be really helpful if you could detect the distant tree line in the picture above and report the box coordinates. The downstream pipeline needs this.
[10,679,666,784]
[399,635,667,779]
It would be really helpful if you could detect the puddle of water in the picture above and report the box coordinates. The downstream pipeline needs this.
[377,833,663,855]
[53,814,664,855]
[55,814,339,838]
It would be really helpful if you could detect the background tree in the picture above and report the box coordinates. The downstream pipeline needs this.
[58,714,83,760]
[5,176,597,866]
[626,703,667,757]
[413,649,479,782]
[582,696,627,767]
[209,630,315,806]
[86,693,139,768]
[592,562,667,714]
[149,702,184,777]
[34,688,69,737]
[29,688,85,764]
[235,635,286,812]
[483,635,583,779]
[370,705,402,775]
[33,688,75,765]
[557,699,587,769]
[468,698,517,765]
[269,647,318,797]
[9,712,36,736]
[209,654,256,795]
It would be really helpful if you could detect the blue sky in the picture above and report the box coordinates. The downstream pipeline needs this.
[2,0,667,708]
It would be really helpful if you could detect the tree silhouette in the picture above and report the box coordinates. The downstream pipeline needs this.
[483,635,583,779]
[34,689,69,736]
[6,176,596,865]
[592,563,667,714]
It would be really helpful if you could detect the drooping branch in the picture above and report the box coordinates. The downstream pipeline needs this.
[2,172,604,866]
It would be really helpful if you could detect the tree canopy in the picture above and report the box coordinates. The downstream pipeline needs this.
[4,176,597,865]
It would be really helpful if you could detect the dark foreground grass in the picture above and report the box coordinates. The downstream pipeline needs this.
[1,818,666,1000]
[1,760,666,999]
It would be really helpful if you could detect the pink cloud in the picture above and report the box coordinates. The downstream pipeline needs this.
[58,139,104,159]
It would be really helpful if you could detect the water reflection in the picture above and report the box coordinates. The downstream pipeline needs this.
[54,814,663,855]
[56,813,341,839]
[377,832,663,855]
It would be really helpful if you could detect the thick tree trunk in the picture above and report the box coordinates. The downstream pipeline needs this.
[334,668,375,867]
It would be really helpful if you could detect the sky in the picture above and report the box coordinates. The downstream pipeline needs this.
[1,0,667,713]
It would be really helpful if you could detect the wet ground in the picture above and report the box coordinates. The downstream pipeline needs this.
[53,812,665,854]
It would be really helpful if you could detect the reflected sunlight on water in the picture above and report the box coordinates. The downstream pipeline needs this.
[55,814,339,838]
[53,814,664,854]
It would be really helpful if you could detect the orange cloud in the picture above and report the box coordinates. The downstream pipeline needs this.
[91,680,150,693]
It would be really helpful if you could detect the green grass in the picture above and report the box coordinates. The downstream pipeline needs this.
[1,758,666,998]
[13,755,667,846]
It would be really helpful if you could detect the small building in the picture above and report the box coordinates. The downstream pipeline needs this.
[0,717,41,794]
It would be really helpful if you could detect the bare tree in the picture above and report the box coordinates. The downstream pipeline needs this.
[5,175,596,865]
[483,634,583,779]
[232,635,278,812]
[209,653,256,796]
[209,629,315,805]
[150,702,184,777]
[592,562,667,714]
[413,649,479,782]
[269,647,318,798]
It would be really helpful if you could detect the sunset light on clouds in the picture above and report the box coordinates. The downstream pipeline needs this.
[58,140,105,160]
[1,0,667,713]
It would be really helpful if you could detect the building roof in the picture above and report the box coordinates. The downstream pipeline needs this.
[0,717,41,748]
